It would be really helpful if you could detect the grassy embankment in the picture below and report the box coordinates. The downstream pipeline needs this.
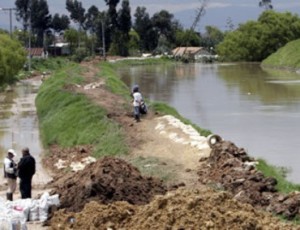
[35,58,210,160]
[36,60,129,158]
[261,39,300,71]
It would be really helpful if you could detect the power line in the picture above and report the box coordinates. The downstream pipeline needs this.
[0,7,17,37]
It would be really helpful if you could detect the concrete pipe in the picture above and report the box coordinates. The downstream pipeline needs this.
[207,134,222,148]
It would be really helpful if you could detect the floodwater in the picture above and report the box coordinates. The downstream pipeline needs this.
[0,79,51,186]
[118,62,300,183]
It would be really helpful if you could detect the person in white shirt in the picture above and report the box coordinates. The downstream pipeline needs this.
[132,85,143,122]
[4,149,17,201]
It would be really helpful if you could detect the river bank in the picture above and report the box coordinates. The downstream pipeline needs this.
[33,58,299,228]
[2,57,300,229]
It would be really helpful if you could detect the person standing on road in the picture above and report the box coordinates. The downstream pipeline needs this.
[131,85,143,122]
[3,149,17,201]
[17,147,36,199]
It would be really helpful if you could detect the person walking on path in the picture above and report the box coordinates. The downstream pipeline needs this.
[131,85,143,122]
[17,147,36,199]
[3,149,17,201]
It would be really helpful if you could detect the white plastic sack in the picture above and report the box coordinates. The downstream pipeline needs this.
[38,192,50,222]
[0,218,11,230]
[29,200,39,222]
[48,194,60,206]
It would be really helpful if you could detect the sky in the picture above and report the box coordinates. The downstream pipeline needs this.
[1,0,300,33]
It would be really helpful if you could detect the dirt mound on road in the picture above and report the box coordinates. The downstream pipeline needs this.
[198,140,300,220]
[49,157,167,212]
[50,188,297,230]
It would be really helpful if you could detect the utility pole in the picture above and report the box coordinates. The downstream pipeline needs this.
[183,0,208,57]
[174,0,209,59]
[0,7,17,38]
[28,0,32,72]
[101,21,106,61]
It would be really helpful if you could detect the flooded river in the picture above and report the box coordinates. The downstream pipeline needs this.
[119,62,300,183]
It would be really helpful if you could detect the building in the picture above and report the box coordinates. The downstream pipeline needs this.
[48,42,70,56]
[26,47,48,58]
[172,47,216,62]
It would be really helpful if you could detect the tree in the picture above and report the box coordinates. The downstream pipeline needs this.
[85,6,100,55]
[85,5,99,34]
[258,11,300,56]
[133,6,155,52]
[15,0,30,31]
[64,28,80,53]
[66,0,86,29]
[117,0,131,34]
[51,14,70,34]
[66,0,86,49]
[151,10,175,44]
[175,29,201,47]
[114,0,131,56]
[259,0,273,10]
[217,11,300,61]
[0,33,26,85]
[31,0,52,46]
[104,0,120,29]
[15,0,51,46]
[128,29,140,55]
[201,26,224,49]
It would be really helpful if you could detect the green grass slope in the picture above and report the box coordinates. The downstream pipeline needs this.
[262,39,300,70]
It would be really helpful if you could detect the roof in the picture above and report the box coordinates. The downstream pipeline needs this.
[172,47,203,56]
[49,42,69,48]
[25,48,44,57]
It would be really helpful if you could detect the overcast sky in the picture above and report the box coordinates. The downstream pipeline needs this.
[1,0,300,32]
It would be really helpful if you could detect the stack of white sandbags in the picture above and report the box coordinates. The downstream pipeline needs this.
[0,192,60,229]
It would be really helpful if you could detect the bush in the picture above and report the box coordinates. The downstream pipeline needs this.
[71,47,89,62]
[0,33,26,85]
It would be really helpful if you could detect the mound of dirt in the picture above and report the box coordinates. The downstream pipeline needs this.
[49,157,167,212]
[50,188,297,230]
[197,140,300,219]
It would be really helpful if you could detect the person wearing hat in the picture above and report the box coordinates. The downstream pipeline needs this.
[131,84,143,122]
[3,149,17,201]
[17,147,36,199]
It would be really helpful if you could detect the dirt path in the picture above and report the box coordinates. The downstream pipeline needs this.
[77,60,212,188]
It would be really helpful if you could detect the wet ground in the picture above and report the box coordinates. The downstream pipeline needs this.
[0,78,52,195]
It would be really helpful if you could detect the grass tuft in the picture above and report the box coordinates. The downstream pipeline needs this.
[256,158,300,193]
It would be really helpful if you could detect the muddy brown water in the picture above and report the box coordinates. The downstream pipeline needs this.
[0,79,51,189]
[118,62,300,183]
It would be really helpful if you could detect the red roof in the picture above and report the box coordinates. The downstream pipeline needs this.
[25,48,44,57]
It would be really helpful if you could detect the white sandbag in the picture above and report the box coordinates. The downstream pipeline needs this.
[48,194,60,206]
[8,199,32,224]
[29,200,39,222]
[0,218,12,230]
[38,192,50,222]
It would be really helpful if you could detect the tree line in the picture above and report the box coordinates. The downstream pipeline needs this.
[12,0,225,57]
[11,0,294,63]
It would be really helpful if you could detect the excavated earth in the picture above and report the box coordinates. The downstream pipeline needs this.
[49,188,298,230]
[197,140,300,220]
[38,59,300,229]
[48,156,167,213]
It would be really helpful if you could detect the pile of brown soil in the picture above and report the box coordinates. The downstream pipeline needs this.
[50,188,297,230]
[49,157,167,212]
[197,140,300,219]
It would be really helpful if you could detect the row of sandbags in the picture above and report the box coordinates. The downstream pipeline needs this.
[0,192,59,230]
